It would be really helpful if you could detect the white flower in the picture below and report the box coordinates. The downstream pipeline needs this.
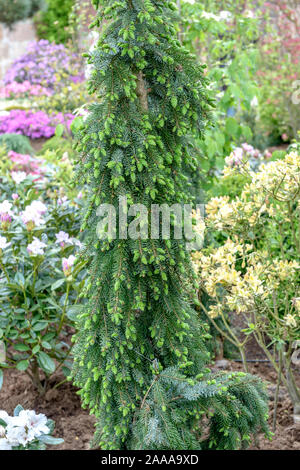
[18,410,49,439]
[5,424,30,447]
[0,410,11,426]
[201,11,218,20]
[21,200,47,227]
[0,409,50,449]
[0,236,10,250]
[11,171,27,184]
[219,10,232,21]
[251,96,258,107]
[285,314,297,328]
[30,200,47,215]
[27,238,47,256]
[55,231,72,247]
[0,200,13,216]
[21,206,44,226]
[0,438,12,450]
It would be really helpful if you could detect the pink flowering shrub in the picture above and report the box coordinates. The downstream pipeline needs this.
[0,81,51,100]
[8,151,45,177]
[0,110,74,139]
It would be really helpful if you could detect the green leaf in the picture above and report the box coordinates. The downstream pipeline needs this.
[225,117,238,137]
[51,279,65,291]
[14,343,30,352]
[14,272,25,287]
[32,321,48,332]
[66,305,82,322]
[46,419,55,434]
[171,96,178,108]
[32,345,41,354]
[14,405,24,416]
[16,360,29,371]
[70,116,83,133]
[37,352,56,375]
[55,124,64,138]
[62,366,71,378]
[38,434,64,445]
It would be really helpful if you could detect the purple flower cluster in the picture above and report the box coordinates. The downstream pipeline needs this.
[4,40,83,89]
[0,110,74,139]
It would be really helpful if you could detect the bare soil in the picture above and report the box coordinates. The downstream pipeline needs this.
[0,361,299,450]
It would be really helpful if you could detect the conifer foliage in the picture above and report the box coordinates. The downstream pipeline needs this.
[72,0,270,449]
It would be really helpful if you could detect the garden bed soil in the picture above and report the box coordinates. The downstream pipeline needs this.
[0,362,299,450]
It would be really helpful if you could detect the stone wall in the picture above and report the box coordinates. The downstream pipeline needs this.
[0,20,36,81]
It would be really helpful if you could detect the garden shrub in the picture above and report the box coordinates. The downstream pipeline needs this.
[0,110,74,139]
[0,134,33,155]
[193,151,300,424]
[0,149,86,395]
[4,40,83,89]
[71,0,270,450]
[181,0,262,190]
[35,0,75,45]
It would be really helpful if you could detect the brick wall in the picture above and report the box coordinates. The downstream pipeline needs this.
[0,19,36,81]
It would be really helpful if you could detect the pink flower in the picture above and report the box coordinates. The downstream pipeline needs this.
[62,255,76,276]
[12,193,19,201]
[225,147,243,167]
[57,196,68,206]
[264,150,272,159]
[241,143,254,154]
[27,237,47,256]
[282,133,289,141]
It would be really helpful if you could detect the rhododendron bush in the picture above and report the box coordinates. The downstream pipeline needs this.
[192,151,300,424]
[0,40,87,140]
[0,147,87,394]
[0,110,75,140]
[4,40,82,89]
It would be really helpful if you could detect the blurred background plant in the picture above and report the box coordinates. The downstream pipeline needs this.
[180,0,262,192]
[34,0,75,44]
[256,1,300,143]
[0,0,46,29]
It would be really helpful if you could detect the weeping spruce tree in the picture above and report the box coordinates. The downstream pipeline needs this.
[72,0,269,450]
